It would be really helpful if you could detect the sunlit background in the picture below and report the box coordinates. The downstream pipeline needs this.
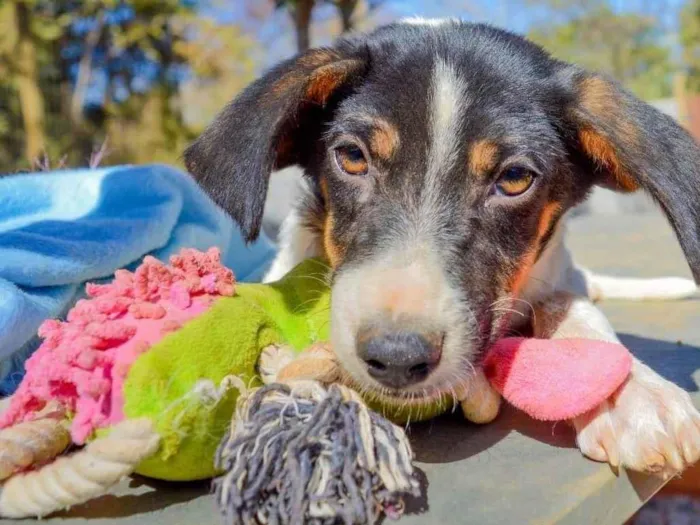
[2,0,700,173]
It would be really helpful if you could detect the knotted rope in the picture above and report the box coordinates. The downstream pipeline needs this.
[0,418,160,518]
[214,381,419,525]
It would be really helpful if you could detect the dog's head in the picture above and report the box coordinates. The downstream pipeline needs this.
[185,20,700,402]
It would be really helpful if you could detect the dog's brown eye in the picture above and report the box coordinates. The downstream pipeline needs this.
[495,167,535,196]
[335,145,368,176]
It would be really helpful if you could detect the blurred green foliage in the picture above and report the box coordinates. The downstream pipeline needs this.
[528,2,674,100]
[0,0,256,172]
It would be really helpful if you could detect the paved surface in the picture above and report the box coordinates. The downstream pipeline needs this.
[2,177,698,525]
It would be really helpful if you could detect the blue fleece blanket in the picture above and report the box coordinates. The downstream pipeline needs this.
[0,164,277,394]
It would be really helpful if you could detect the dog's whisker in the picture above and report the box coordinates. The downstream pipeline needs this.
[288,273,332,288]
[289,294,328,314]
[490,307,526,317]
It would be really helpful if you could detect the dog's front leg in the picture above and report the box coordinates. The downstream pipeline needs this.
[533,292,700,477]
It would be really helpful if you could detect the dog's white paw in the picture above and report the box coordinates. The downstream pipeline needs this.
[573,360,700,478]
[258,344,295,384]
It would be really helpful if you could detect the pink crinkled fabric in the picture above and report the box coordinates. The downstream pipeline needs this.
[0,247,235,444]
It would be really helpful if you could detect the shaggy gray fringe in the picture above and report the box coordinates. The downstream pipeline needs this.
[214,382,419,525]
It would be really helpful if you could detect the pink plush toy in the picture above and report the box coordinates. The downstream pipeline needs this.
[484,337,633,421]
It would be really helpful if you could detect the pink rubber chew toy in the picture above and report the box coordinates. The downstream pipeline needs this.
[483,337,633,421]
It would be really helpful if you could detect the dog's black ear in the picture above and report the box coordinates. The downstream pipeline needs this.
[184,47,368,242]
[559,67,700,282]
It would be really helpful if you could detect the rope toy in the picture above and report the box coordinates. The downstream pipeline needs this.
[0,410,70,482]
[0,418,159,518]
[0,248,634,522]
[215,382,418,525]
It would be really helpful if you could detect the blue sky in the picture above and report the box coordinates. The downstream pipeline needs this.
[386,0,535,33]
[219,0,541,67]
[222,0,689,33]
[218,0,687,70]
[220,0,538,35]
[382,0,688,33]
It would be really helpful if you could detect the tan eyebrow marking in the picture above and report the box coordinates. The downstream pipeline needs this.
[368,118,400,161]
[468,140,499,176]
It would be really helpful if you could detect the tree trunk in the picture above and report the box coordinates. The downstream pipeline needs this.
[12,1,46,163]
[71,14,104,126]
[337,0,358,33]
[291,0,314,52]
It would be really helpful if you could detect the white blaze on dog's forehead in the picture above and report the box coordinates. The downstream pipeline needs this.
[426,59,468,199]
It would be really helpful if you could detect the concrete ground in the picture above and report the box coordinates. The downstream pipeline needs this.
[3,172,698,525]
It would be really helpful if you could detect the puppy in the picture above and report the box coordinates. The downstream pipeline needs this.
[185,19,700,477]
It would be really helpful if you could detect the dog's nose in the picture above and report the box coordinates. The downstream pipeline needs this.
[358,331,442,388]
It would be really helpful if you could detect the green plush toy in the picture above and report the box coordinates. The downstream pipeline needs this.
[121,253,334,480]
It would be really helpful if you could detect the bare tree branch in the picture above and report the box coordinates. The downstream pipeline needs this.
[71,13,105,126]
